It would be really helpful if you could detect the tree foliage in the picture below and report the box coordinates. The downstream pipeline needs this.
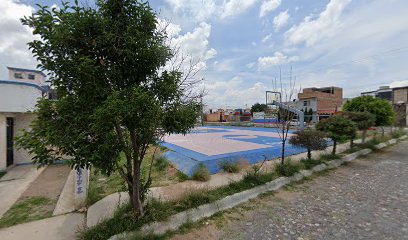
[343,96,395,127]
[289,130,327,160]
[251,103,267,114]
[342,111,375,143]
[17,0,199,216]
[316,116,357,154]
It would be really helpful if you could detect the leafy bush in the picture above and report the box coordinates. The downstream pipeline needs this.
[219,161,241,173]
[300,158,323,170]
[275,160,302,177]
[192,164,210,181]
[289,130,327,160]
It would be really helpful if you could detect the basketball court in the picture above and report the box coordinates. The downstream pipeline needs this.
[162,126,307,176]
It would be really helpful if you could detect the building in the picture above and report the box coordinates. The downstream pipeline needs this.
[297,87,343,122]
[392,86,408,127]
[360,85,408,126]
[361,86,393,101]
[0,67,50,171]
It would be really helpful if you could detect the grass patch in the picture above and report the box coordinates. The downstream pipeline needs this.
[275,160,302,177]
[300,158,323,170]
[0,171,6,179]
[319,153,341,162]
[192,164,210,182]
[0,196,54,228]
[80,169,277,240]
[87,170,126,206]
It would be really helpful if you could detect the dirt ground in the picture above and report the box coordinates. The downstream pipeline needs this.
[20,164,71,201]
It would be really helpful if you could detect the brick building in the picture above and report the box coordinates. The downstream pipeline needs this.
[297,87,343,122]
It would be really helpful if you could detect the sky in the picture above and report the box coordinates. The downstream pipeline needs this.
[2,0,408,109]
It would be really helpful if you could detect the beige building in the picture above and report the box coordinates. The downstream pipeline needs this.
[393,86,408,127]
[0,67,49,171]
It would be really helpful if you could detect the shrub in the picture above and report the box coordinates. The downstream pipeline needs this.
[153,155,169,172]
[289,130,327,160]
[300,158,322,170]
[192,164,210,182]
[219,161,241,173]
[275,160,302,177]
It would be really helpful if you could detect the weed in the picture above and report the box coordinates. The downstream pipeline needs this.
[175,171,189,182]
[391,129,405,138]
[319,153,341,162]
[275,160,302,177]
[300,158,323,170]
[219,161,241,173]
[153,155,169,172]
[192,164,210,182]
[0,171,6,179]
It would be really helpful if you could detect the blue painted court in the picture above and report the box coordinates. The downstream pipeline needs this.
[162,126,307,176]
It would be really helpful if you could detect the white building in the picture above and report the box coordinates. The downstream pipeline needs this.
[0,67,49,171]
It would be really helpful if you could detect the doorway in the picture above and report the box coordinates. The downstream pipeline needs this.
[6,117,14,167]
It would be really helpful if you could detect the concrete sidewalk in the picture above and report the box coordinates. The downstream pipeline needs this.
[0,213,85,240]
[0,165,45,218]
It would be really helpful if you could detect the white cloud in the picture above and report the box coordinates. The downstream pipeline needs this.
[389,80,408,89]
[165,0,217,22]
[262,33,273,43]
[260,0,281,18]
[221,0,258,19]
[205,78,268,108]
[285,0,352,46]
[273,10,290,30]
[0,0,37,79]
[169,22,217,72]
[165,0,257,22]
[257,51,299,70]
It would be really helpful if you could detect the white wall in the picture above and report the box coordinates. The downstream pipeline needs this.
[0,114,6,171]
[0,82,43,113]
[8,69,46,86]
[13,113,36,165]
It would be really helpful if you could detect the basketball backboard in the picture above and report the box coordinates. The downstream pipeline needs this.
[266,91,281,105]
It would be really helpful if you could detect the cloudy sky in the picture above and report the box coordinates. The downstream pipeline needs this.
[2,0,408,108]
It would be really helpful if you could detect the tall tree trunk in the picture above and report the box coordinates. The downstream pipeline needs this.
[307,148,311,160]
[332,140,337,155]
[132,159,144,217]
[362,129,367,143]
[281,140,285,164]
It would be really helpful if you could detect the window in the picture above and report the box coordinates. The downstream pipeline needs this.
[28,74,35,80]
[14,73,23,79]
[303,101,308,107]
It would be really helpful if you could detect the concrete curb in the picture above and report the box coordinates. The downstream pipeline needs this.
[53,170,75,216]
[107,135,407,239]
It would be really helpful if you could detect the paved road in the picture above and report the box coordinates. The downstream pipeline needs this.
[171,140,408,240]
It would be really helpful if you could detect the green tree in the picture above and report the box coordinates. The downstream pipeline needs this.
[17,0,198,216]
[289,130,327,160]
[316,116,357,154]
[251,103,267,115]
[343,96,395,135]
[343,111,375,143]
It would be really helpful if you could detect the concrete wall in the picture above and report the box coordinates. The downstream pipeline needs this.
[0,82,43,113]
[393,88,408,104]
